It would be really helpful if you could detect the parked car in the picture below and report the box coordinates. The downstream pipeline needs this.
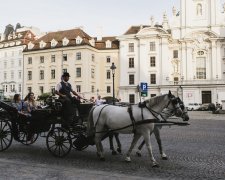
[198,103,210,111]
[186,103,201,111]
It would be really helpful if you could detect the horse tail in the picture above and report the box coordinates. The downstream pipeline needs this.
[87,107,96,138]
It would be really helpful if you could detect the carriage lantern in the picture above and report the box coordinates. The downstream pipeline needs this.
[110,62,116,105]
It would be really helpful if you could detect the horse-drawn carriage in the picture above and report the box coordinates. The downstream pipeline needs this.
[0,97,93,157]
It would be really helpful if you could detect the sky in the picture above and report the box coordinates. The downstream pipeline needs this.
[0,0,182,36]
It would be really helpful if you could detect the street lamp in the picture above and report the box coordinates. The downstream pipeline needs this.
[110,62,116,105]
[178,85,183,101]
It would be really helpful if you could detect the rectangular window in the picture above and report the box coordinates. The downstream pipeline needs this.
[28,71,32,80]
[150,74,156,84]
[4,72,7,80]
[76,68,81,77]
[128,43,134,52]
[92,54,95,62]
[28,87,32,93]
[129,74,135,85]
[19,59,21,67]
[39,86,44,94]
[129,58,134,68]
[11,71,14,80]
[129,94,135,104]
[196,57,206,79]
[51,86,55,94]
[28,57,32,64]
[18,71,22,79]
[76,85,81,93]
[150,57,156,67]
[173,50,178,58]
[11,60,14,68]
[5,85,8,92]
[76,52,81,60]
[91,86,95,93]
[18,84,22,92]
[91,68,95,78]
[150,42,156,51]
[63,69,67,73]
[151,94,156,98]
[51,55,55,62]
[106,56,111,63]
[107,86,111,93]
[51,69,55,79]
[40,70,44,80]
[106,70,111,79]
[40,56,44,63]
[63,54,67,61]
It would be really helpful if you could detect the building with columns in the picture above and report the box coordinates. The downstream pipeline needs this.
[0,24,38,98]
[117,0,225,105]
[23,28,119,100]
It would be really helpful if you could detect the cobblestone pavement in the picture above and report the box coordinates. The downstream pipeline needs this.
[0,111,224,179]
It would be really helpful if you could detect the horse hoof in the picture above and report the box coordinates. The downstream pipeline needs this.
[152,163,160,168]
[112,151,117,155]
[125,157,131,162]
[100,157,105,161]
[117,148,122,154]
[162,156,168,160]
[136,151,141,157]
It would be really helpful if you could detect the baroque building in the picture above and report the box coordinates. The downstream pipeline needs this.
[0,24,38,98]
[23,28,119,99]
[117,0,225,104]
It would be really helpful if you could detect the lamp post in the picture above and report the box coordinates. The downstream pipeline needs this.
[179,85,183,101]
[110,62,116,105]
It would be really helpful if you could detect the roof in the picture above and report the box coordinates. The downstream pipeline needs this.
[124,25,167,35]
[25,29,119,51]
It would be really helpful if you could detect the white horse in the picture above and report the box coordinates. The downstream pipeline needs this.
[135,97,189,159]
[87,91,183,167]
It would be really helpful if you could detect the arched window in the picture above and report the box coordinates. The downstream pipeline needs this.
[197,3,202,16]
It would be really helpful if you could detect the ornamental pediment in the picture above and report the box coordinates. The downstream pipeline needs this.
[137,27,168,36]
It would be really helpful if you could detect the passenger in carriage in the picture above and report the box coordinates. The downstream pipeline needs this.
[12,94,23,112]
[23,92,37,116]
[55,72,83,124]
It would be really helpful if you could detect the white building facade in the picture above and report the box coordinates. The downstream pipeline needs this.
[118,0,225,105]
[0,24,37,98]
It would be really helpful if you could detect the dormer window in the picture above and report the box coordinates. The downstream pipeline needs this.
[8,35,12,40]
[62,37,69,46]
[51,39,58,48]
[28,42,34,50]
[197,3,202,16]
[18,33,22,38]
[39,40,46,49]
[76,36,82,44]
[106,40,112,48]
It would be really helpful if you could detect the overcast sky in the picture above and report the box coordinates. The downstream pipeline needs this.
[0,0,224,36]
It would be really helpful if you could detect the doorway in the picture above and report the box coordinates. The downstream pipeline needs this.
[202,91,211,104]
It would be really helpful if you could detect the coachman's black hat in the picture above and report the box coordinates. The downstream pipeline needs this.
[62,72,70,77]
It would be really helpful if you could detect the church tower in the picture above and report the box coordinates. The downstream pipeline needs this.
[180,0,221,37]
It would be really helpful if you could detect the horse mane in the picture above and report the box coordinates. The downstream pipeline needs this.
[145,94,168,108]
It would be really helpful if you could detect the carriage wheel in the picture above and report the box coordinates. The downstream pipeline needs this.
[72,133,89,151]
[18,132,38,145]
[46,127,72,157]
[0,120,13,152]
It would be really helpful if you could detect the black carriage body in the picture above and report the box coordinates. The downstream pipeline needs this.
[0,100,93,157]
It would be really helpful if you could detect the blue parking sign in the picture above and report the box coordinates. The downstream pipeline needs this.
[140,82,148,97]
[140,82,148,92]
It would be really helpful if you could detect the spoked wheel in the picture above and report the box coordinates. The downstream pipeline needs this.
[46,127,72,157]
[72,133,89,151]
[0,120,13,152]
[18,132,38,145]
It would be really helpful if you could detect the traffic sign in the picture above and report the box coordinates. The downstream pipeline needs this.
[140,82,148,97]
